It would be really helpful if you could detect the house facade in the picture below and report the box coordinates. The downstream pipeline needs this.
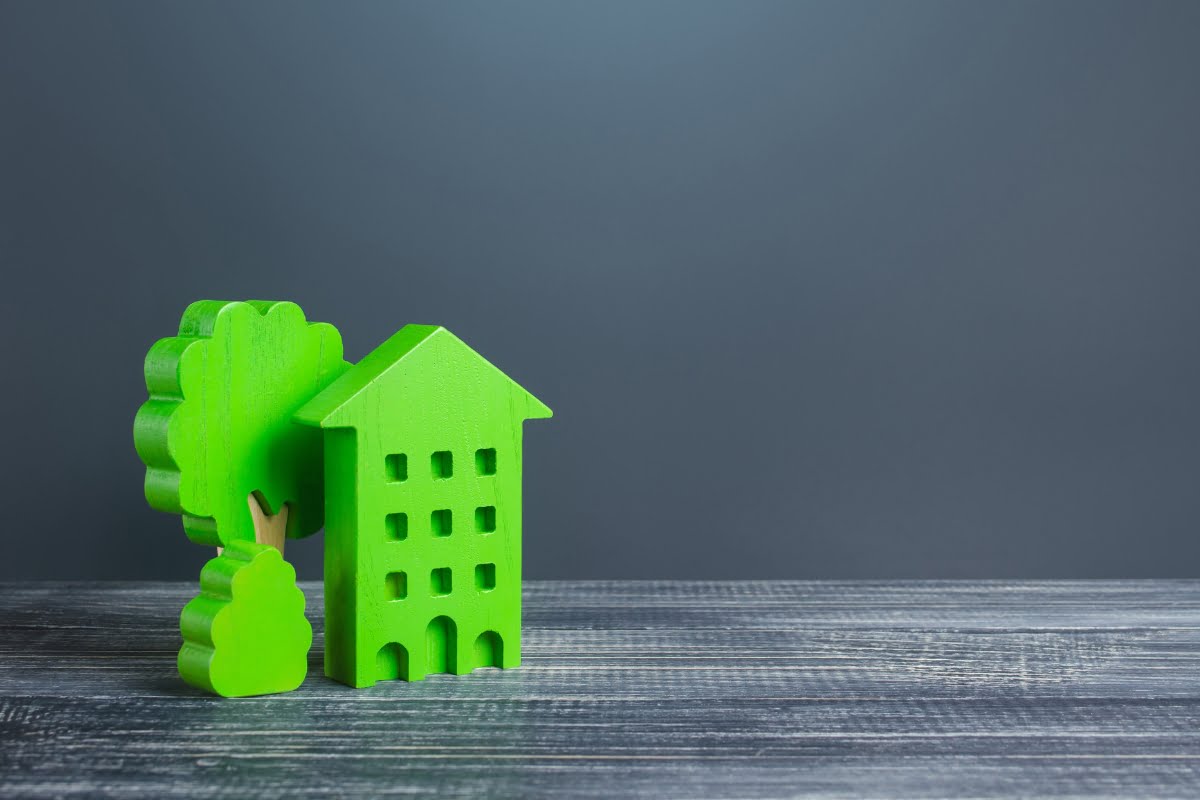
[295,325,551,688]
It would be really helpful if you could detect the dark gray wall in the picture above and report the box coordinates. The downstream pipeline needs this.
[3,1,1199,581]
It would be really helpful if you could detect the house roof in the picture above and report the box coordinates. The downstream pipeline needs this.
[294,324,552,428]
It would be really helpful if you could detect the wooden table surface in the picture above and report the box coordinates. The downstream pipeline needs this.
[2,580,1199,798]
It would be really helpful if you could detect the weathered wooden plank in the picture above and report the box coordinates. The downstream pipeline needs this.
[0,581,1198,798]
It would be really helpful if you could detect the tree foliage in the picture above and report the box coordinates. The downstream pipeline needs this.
[134,300,349,547]
[178,541,312,697]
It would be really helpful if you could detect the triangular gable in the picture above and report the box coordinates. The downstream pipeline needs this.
[294,324,552,429]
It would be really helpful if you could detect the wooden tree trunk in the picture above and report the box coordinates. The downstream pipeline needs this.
[217,494,289,556]
[247,493,289,554]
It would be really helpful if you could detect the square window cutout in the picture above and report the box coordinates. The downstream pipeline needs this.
[431,450,453,479]
[475,563,496,591]
[385,512,408,541]
[431,567,452,596]
[475,448,497,476]
[385,453,407,482]
[385,572,407,600]
[431,509,452,537]
[475,506,496,534]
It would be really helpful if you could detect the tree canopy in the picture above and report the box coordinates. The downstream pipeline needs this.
[134,300,349,547]
[178,541,312,697]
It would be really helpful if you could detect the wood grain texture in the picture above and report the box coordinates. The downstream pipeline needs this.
[295,324,551,688]
[177,542,311,698]
[1,580,1199,798]
[132,300,349,548]
[246,493,289,555]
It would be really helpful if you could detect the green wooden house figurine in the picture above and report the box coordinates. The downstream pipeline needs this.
[294,325,551,688]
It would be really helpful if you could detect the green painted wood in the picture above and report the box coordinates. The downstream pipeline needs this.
[133,300,350,548]
[178,542,312,697]
[295,325,551,687]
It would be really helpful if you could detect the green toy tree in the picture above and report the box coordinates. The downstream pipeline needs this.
[134,300,348,697]
[134,300,350,550]
[179,541,312,697]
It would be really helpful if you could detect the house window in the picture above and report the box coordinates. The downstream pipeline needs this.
[475,506,496,534]
[385,571,407,600]
[385,512,408,541]
[431,567,452,596]
[431,509,452,537]
[475,563,496,592]
[475,448,497,476]
[385,453,408,483]
[431,450,453,479]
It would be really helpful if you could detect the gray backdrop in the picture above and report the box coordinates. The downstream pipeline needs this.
[3,1,1199,581]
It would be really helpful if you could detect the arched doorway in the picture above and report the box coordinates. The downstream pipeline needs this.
[426,616,457,674]
[474,631,503,669]
[376,642,408,682]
